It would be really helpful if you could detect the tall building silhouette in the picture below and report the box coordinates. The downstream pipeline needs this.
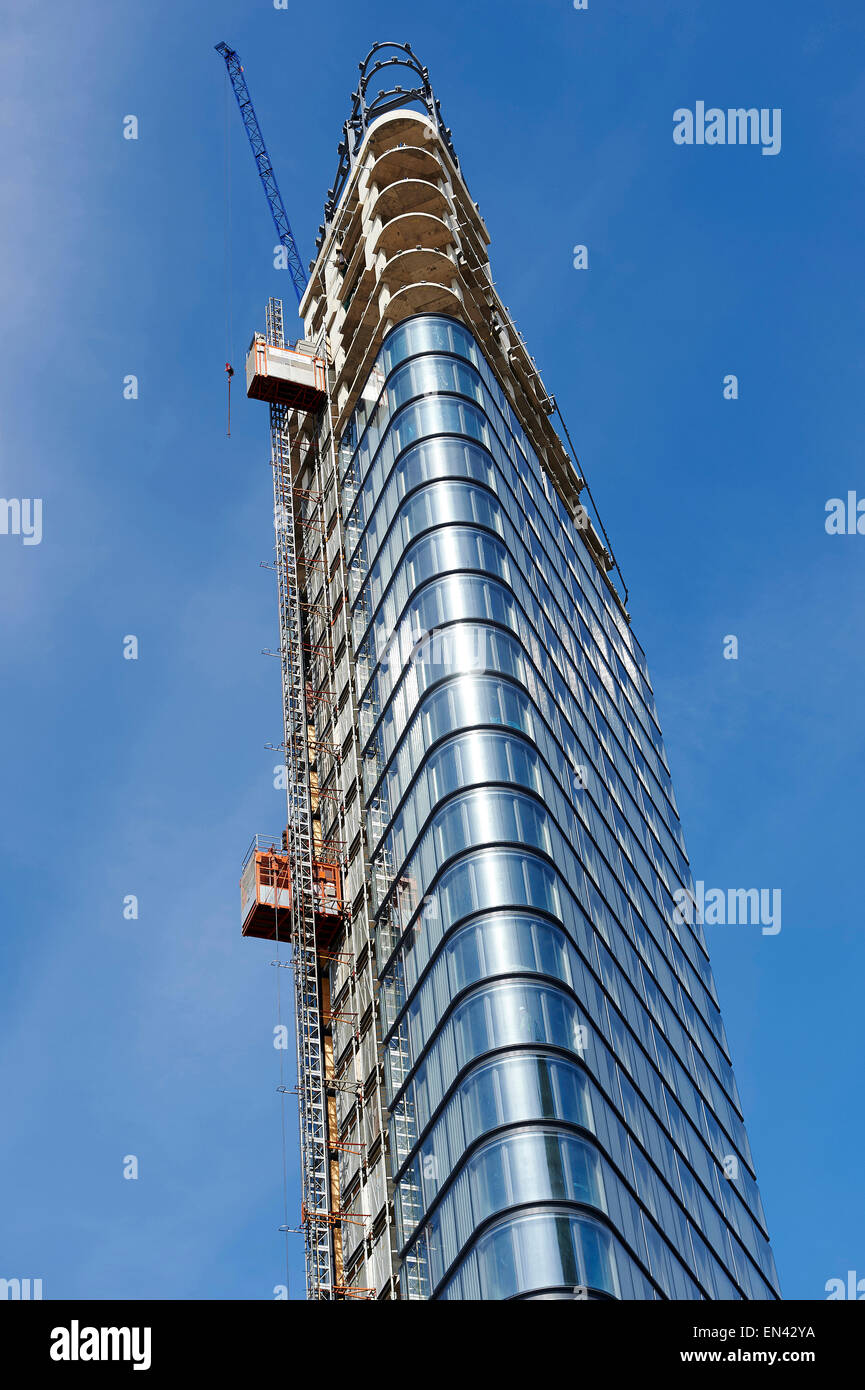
[240,42,779,1301]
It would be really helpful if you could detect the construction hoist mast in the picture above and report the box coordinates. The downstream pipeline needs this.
[267,298,334,1298]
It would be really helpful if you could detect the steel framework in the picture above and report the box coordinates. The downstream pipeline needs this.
[314,40,458,252]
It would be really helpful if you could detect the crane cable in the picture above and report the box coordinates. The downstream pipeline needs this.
[225,363,235,437]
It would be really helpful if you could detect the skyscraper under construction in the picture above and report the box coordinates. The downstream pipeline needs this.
[235,41,779,1302]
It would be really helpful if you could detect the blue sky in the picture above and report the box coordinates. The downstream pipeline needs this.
[1,0,863,1301]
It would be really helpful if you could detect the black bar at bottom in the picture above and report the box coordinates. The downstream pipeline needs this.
[3,1297,854,1376]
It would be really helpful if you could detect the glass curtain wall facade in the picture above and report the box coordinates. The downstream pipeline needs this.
[338,313,779,1302]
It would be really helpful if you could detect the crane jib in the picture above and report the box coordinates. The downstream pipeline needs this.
[216,41,309,308]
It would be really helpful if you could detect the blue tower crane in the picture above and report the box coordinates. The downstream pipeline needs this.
[215,41,308,307]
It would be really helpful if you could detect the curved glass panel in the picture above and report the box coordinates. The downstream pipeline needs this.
[337,314,779,1300]
[437,1210,651,1301]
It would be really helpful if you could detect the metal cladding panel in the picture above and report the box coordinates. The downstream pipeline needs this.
[240,854,257,922]
[245,338,268,395]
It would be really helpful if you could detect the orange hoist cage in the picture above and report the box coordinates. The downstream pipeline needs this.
[245,335,327,413]
[240,850,343,942]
